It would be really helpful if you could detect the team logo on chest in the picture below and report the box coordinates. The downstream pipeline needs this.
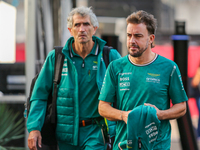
[146,73,160,83]
[93,65,97,70]
[93,61,98,70]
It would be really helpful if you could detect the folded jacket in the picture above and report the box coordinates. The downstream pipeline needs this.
[118,105,161,150]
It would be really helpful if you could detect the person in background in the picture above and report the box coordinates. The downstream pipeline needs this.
[27,6,121,150]
[191,65,200,138]
[98,10,187,150]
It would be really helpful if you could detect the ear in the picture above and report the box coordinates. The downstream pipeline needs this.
[93,26,98,35]
[68,28,73,36]
[149,34,155,44]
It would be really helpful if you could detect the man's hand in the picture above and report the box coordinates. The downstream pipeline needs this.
[144,102,186,120]
[121,110,131,124]
[28,130,42,150]
[144,103,162,120]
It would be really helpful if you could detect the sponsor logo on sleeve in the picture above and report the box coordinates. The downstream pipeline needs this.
[179,75,184,90]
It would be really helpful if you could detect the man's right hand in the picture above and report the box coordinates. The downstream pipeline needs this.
[28,130,42,150]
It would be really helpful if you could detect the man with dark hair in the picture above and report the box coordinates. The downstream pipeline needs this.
[98,10,187,150]
[27,6,121,150]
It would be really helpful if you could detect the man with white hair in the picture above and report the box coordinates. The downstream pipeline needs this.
[27,6,121,150]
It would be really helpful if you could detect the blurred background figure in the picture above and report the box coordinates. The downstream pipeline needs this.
[191,64,200,138]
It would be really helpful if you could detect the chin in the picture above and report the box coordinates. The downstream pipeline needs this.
[79,41,88,44]
[128,51,136,56]
[129,52,141,57]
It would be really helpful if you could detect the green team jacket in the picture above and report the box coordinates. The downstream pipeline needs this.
[27,36,121,146]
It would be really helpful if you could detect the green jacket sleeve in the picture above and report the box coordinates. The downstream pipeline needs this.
[27,50,55,132]
[30,50,55,101]
[27,100,47,132]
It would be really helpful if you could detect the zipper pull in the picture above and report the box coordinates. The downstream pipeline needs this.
[138,137,141,149]
[82,60,85,68]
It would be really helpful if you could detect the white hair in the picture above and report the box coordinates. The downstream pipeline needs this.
[67,6,99,28]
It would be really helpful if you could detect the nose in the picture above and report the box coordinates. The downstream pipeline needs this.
[79,24,85,32]
[129,36,136,44]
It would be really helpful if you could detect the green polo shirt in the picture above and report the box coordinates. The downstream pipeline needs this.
[99,54,188,149]
[70,39,100,120]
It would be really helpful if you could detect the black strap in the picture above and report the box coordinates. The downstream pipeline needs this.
[103,46,117,108]
[51,46,65,124]
[54,47,64,84]
[103,46,112,68]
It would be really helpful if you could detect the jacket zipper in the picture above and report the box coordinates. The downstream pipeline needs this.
[82,60,85,68]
